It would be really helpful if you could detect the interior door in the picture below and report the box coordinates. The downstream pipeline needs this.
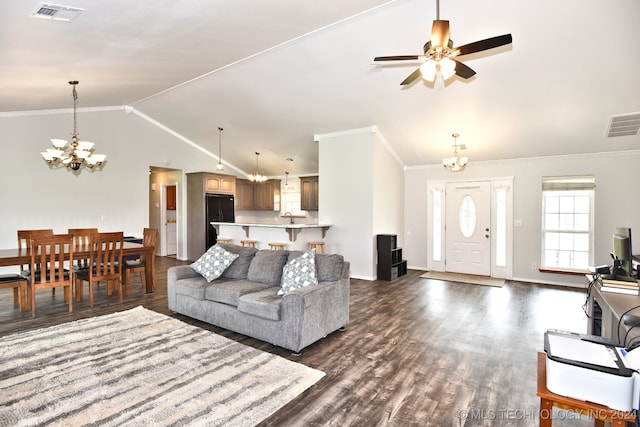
[445,181,491,275]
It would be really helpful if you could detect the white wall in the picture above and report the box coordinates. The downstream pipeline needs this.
[404,150,640,287]
[318,126,404,279]
[0,108,238,253]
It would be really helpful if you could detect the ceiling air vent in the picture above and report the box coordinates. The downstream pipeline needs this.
[31,3,84,22]
[606,113,640,138]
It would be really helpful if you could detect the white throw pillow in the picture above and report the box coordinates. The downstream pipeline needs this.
[278,249,318,295]
[190,244,239,282]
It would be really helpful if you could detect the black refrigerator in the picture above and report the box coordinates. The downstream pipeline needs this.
[206,193,235,249]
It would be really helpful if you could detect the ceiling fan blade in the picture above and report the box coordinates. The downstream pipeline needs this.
[431,20,450,49]
[374,55,421,62]
[453,60,476,79]
[400,68,422,85]
[456,34,512,56]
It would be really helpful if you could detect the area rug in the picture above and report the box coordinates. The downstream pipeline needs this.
[420,271,504,287]
[0,306,325,426]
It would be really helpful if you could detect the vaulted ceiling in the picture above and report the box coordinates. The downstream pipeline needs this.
[2,0,639,176]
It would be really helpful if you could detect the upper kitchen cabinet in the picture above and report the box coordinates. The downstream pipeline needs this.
[204,173,236,194]
[236,179,281,211]
[300,175,318,211]
[166,185,177,210]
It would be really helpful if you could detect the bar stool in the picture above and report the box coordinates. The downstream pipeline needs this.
[268,243,286,251]
[241,240,257,248]
[216,237,232,244]
[308,241,325,253]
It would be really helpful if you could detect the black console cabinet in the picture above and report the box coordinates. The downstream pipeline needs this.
[377,234,408,281]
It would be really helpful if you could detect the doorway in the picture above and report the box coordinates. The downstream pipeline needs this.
[149,167,182,259]
[162,185,177,256]
[427,178,513,279]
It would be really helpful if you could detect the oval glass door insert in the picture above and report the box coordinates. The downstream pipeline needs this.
[459,195,477,238]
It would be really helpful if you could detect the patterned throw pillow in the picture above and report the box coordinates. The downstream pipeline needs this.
[190,245,239,282]
[278,249,318,296]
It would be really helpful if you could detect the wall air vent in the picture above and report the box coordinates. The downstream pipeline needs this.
[31,3,84,22]
[606,113,640,138]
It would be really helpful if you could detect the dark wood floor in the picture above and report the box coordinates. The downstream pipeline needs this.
[0,257,595,426]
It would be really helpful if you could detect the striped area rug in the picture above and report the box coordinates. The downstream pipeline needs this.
[0,306,325,426]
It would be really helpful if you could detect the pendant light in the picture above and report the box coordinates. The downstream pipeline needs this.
[216,127,224,171]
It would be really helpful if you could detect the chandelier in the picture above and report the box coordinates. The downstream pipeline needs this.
[41,81,106,171]
[442,133,468,172]
[248,152,267,182]
[216,126,224,171]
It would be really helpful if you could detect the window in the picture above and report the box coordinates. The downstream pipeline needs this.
[541,176,595,271]
[281,190,304,216]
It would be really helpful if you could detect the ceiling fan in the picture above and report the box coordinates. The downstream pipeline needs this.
[374,0,512,85]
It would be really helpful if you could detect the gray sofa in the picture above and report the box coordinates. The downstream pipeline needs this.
[167,243,350,353]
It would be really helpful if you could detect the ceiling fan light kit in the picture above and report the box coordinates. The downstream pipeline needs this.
[374,0,512,87]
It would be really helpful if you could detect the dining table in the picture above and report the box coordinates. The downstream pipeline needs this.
[0,241,155,294]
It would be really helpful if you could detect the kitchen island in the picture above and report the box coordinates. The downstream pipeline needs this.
[211,222,331,250]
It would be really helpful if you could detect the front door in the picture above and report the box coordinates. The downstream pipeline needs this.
[445,181,491,276]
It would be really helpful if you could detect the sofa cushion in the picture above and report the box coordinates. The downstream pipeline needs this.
[288,251,344,282]
[279,249,318,296]
[237,288,282,321]
[247,250,288,285]
[316,254,345,282]
[218,243,258,279]
[204,280,274,306]
[173,277,210,300]
[190,244,239,282]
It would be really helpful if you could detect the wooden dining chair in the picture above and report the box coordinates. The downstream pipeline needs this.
[17,229,54,277]
[123,228,159,294]
[75,232,124,307]
[17,229,55,303]
[28,233,74,317]
[68,228,98,271]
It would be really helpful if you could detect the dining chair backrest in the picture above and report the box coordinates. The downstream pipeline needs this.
[142,228,159,258]
[17,229,54,274]
[68,228,99,249]
[18,229,54,250]
[29,233,74,316]
[69,228,99,270]
[89,232,124,281]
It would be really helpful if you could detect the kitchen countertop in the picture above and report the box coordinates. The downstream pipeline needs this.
[211,222,331,241]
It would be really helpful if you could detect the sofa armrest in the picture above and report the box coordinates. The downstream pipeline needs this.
[280,265,350,350]
[168,265,199,282]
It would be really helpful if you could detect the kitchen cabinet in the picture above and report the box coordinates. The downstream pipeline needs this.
[166,185,176,210]
[236,178,281,211]
[204,174,235,194]
[300,175,318,211]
